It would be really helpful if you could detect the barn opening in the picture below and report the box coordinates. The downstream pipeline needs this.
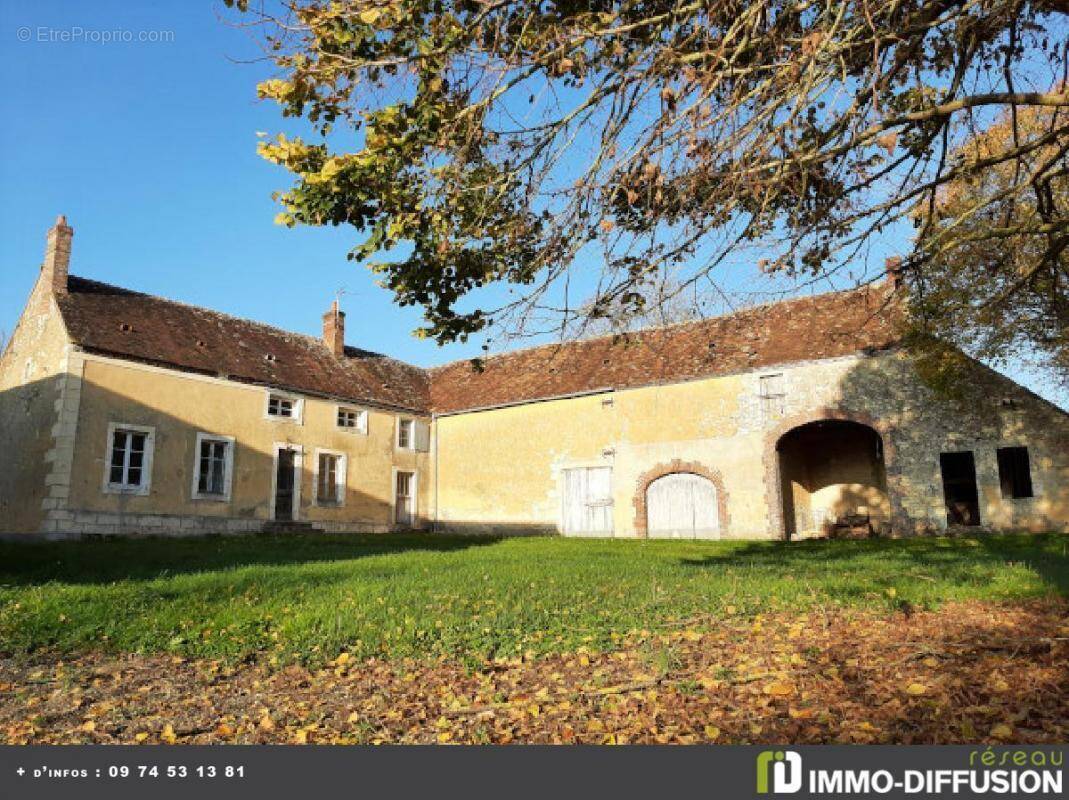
[776,420,889,539]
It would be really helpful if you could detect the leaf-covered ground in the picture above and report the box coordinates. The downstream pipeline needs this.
[3,600,1066,744]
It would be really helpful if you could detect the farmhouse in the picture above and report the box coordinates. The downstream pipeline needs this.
[2,217,1067,539]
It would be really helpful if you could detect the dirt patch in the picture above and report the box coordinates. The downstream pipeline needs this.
[2,601,1066,744]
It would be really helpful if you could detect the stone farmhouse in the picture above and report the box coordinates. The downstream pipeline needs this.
[2,217,1067,540]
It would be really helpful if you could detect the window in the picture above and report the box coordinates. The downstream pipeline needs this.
[759,373,785,415]
[267,395,294,417]
[265,392,303,423]
[397,418,414,450]
[997,446,1034,499]
[337,406,368,433]
[314,449,346,506]
[103,423,154,495]
[192,433,234,501]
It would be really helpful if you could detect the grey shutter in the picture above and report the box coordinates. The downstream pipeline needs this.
[414,420,431,452]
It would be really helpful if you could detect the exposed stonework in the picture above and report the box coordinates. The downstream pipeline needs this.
[632,459,731,539]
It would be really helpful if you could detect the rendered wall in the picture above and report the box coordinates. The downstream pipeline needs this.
[0,274,71,534]
[54,354,431,536]
[434,351,1069,538]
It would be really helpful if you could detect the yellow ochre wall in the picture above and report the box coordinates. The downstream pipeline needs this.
[63,355,430,533]
[433,371,776,538]
[434,351,1069,538]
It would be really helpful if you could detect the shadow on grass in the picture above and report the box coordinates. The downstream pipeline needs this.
[0,532,503,587]
[678,533,1069,597]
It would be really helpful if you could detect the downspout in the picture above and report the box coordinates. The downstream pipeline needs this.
[432,412,439,533]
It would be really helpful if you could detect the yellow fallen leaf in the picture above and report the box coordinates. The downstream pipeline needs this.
[703,725,720,740]
[80,720,96,733]
[347,712,360,724]
[990,724,1014,740]
[335,652,350,666]
[134,732,149,743]
[294,729,308,744]
[763,681,795,698]
[160,724,177,744]
[921,657,939,668]
[905,683,927,696]
[437,730,452,743]
[258,714,275,732]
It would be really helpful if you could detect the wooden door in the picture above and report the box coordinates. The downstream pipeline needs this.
[562,467,613,536]
[274,448,296,520]
[395,471,415,527]
[646,473,719,539]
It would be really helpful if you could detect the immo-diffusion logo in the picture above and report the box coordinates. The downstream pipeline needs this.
[756,750,803,794]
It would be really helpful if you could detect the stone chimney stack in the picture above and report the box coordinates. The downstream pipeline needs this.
[322,300,346,357]
[43,215,73,295]
[885,256,904,292]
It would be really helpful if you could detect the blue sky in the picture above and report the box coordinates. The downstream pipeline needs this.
[1,1,1064,408]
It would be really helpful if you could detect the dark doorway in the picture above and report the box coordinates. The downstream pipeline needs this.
[939,451,980,526]
[274,448,297,521]
[776,420,888,539]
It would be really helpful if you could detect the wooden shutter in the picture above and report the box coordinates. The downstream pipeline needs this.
[414,420,431,452]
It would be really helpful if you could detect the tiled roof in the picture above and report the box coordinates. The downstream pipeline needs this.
[58,277,430,412]
[56,276,902,416]
[429,284,903,414]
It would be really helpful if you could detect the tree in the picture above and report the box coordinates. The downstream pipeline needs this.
[227,0,1069,358]
[910,104,1068,385]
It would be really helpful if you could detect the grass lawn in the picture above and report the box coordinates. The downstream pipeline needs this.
[2,532,1066,666]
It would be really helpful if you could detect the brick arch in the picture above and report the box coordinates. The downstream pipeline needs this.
[633,459,730,539]
[763,407,904,540]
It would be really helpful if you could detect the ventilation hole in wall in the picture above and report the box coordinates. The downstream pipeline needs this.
[196,340,208,348]
[118,322,133,332]
[264,353,277,362]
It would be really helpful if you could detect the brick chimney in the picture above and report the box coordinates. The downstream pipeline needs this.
[322,300,346,357]
[43,215,73,295]
[884,256,904,292]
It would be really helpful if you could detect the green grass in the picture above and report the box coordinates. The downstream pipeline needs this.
[1,533,1066,667]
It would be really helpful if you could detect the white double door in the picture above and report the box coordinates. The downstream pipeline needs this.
[646,473,720,539]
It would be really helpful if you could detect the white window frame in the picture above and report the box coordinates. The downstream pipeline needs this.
[191,432,236,502]
[396,417,415,450]
[313,448,347,507]
[391,467,418,525]
[263,390,304,424]
[102,422,155,496]
[335,405,368,434]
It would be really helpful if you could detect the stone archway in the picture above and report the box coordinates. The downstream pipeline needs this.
[633,459,730,539]
[763,408,902,539]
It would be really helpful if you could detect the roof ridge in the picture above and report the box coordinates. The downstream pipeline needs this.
[429,282,884,373]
